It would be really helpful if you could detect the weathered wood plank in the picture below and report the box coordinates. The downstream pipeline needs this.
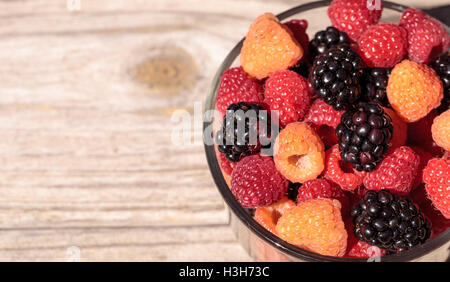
[0,225,252,261]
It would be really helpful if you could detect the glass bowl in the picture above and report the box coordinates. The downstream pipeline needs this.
[203,0,450,262]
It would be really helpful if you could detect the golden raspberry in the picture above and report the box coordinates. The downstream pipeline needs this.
[241,13,304,80]
[432,109,450,151]
[274,122,325,183]
[387,60,443,123]
[275,198,347,257]
[254,197,295,234]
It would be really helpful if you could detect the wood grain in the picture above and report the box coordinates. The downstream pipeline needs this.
[0,0,446,261]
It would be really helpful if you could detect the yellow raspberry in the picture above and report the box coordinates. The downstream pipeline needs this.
[274,122,325,183]
[275,199,347,257]
[432,109,450,151]
[254,197,296,235]
[387,60,443,123]
[240,13,304,80]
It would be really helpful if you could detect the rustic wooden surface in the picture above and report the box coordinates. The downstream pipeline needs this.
[0,0,447,262]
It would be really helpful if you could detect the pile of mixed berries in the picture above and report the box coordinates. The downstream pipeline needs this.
[213,0,450,259]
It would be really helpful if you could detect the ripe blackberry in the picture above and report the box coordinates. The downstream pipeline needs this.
[361,68,391,107]
[216,102,271,162]
[309,26,350,62]
[352,190,431,252]
[336,102,393,172]
[309,45,365,111]
[429,51,449,113]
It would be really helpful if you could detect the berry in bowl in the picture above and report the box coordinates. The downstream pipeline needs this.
[204,0,450,261]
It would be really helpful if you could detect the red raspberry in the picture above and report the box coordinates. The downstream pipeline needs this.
[328,0,382,41]
[345,219,386,259]
[399,8,450,63]
[323,145,366,191]
[305,99,344,148]
[410,146,433,189]
[305,98,344,129]
[264,70,312,127]
[423,157,450,219]
[363,146,420,195]
[411,184,450,235]
[231,155,288,208]
[297,178,350,217]
[215,67,264,116]
[284,19,310,57]
[357,23,407,68]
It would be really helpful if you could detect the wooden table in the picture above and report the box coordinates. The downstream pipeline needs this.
[0,0,447,262]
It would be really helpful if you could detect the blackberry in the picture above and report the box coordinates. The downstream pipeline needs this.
[429,51,449,113]
[309,26,350,62]
[309,45,365,111]
[286,182,301,202]
[215,102,271,162]
[361,68,391,107]
[335,102,393,172]
[352,190,431,252]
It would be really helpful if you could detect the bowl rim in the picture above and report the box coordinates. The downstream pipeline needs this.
[203,0,450,262]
